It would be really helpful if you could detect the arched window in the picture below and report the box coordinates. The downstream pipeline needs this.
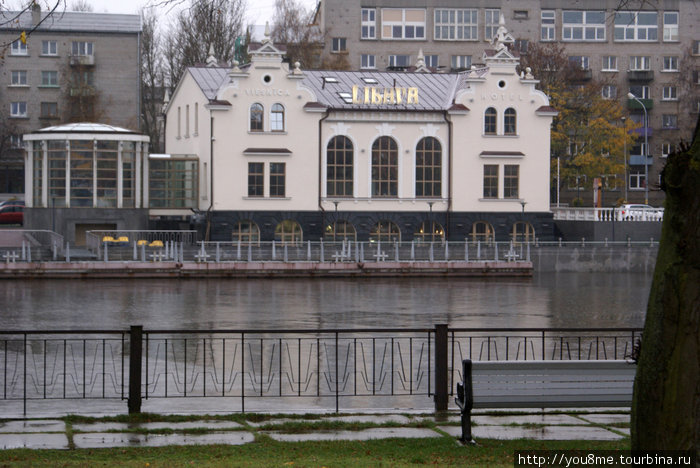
[250,103,263,132]
[371,136,398,197]
[370,220,401,243]
[326,136,353,197]
[232,220,260,245]
[275,219,303,244]
[270,103,285,132]
[504,108,517,135]
[471,221,495,243]
[415,137,441,198]
[484,107,497,135]
[324,220,357,241]
[414,221,445,243]
[511,222,535,244]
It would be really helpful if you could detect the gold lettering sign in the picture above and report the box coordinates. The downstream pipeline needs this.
[352,85,419,105]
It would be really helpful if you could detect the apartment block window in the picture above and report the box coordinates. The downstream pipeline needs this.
[662,114,678,129]
[71,70,94,86]
[615,12,658,41]
[562,10,605,41]
[40,102,58,118]
[331,37,346,52]
[483,165,498,198]
[10,70,27,86]
[424,55,438,67]
[485,9,500,41]
[269,163,285,197]
[11,40,27,56]
[663,12,679,41]
[361,54,376,69]
[662,56,678,71]
[662,86,677,100]
[629,56,651,71]
[388,54,410,68]
[513,10,528,20]
[602,56,618,71]
[694,41,700,55]
[541,10,555,41]
[41,70,58,86]
[72,41,93,56]
[381,8,426,40]
[602,85,617,100]
[629,85,651,99]
[661,142,673,157]
[434,9,478,41]
[629,171,646,190]
[361,8,376,39]
[10,134,23,148]
[41,40,57,55]
[569,55,590,70]
[451,55,471,70]
[484,107,497,135]
[10,102,27,117]
[504,165,519,198]
[248,162,264,197]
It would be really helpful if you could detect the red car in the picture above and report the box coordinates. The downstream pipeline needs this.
[0,200,24,225]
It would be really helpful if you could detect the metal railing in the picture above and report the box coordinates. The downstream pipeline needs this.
[552,207,663,222]
[0,229,65,262]
[0,326,642,415]
[86,230,199,257]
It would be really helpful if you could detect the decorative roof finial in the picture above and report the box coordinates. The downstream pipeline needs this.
[494,13,514,51]
[416,48,425,68]
[263,21,272,44]
[206,44,217,67]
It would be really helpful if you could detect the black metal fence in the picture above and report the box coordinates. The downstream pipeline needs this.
[0,326,642,415]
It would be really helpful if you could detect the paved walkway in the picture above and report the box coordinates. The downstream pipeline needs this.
[0,409,630,449]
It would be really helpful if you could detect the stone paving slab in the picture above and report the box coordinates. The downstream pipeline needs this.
[0,433,69,450]
[74,431,255,448]
[269,427,440,442]
[248,414,411,427]
[473,414,586,426]
[73,420,242,432]
[577,414,630,425]
[0,420,66,433]
[439,425,624,441]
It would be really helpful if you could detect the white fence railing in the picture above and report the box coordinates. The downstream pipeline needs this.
[552,207,664,222]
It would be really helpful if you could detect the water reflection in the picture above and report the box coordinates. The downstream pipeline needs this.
[0,272,650,330]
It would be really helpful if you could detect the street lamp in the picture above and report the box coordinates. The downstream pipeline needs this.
[621,116,627,203]
[627,93,649,205]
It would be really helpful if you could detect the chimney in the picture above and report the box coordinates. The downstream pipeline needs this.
[32,3,41,26]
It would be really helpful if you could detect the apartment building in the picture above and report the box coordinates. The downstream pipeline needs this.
[315,0,700,206]
[0,6,141,199]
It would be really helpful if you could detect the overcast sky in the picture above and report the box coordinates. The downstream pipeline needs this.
[86,0,318,25]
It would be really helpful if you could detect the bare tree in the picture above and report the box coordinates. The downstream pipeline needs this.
[0,1,65,59]
[271,0,325,69]
[68,0,93,12]
[141,9,165,152]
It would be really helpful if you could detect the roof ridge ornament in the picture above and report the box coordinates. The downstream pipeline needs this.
[206,44,218,67]
[263,21,272,45]
[493,13,514,51]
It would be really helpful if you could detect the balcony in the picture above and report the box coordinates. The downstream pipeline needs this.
[627,70,654,81]
[571,69,593,81]
[69,86,96,97]
[631,126,653,138]
[627,98,653,110]
[629,155,653,166]
[69,54,95,66]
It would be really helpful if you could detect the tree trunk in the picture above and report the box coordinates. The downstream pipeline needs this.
[631,119,700,454]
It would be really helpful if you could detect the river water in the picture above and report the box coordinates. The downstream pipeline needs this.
[1,272,650,330]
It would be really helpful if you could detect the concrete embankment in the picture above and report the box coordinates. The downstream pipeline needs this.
[0,260,533,279]
[531,245,658,273]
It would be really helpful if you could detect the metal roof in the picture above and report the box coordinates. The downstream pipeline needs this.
[35,123,139,134]
[0,10,141,33]
[189,67,230,101]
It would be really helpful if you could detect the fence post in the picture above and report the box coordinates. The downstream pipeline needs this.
[434,324,449,412]
[128,325,143,414]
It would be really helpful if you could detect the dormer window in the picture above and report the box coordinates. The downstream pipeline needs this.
[361,77,378,84]
[323,77,339,84]
[338,92,353,104]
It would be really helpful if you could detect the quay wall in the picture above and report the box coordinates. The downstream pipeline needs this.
[531,245,658,273]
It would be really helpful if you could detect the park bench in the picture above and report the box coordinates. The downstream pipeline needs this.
[454,359,637,443]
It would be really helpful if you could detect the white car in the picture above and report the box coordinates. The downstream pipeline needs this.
[617,204,664,221]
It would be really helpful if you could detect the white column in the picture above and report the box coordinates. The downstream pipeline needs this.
[42,142,48,208]
[92,139,97,208]
[141,142,149,208]
[65,140,71,208]
[117,141,123,208]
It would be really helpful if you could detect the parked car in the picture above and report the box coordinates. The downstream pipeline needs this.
[617,204,664,221]
[0,200,24,225]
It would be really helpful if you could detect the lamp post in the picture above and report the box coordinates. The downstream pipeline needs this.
[621,116,627,203]
[627,93,649,205]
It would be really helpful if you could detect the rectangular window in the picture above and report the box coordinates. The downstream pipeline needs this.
[504,165,519,199]
[11,40,27,56]
[148,159,199,209]
[40,102,58,118]
[361,8,376,39]
[10,102,27,117]
[382,8,426,40]
[662,56,678,71]
[662,114,678,129]
[568,55,590,70]
[483,165,498,198]
[248,163,264,197]
[629,56,651,71]
[69,140,93,207]
[513,10,528,20]
[361,54,376,69]
[41,40,57,55]
[662,86,677,100]
[425,55,438,68]
[71,41,93,56]
[185,104,190,137]
[615,11,658,41]
[602,56,617,71]
[10,134,23,148]
[661,142,672,157]
[541,10,555,41]
[10,70,27,86]
[331,37,346,52]
[434,8,478,41]
[451,55,471,71]
[602,85,617,99]
[629,85,651,99]
[71,70,94,86]
[269,163,285,197]
[388,54,410,68]
[629,171,646,190]
[485,9,500,41]
[694,40,700,55]
[41,70,58,86]
[663,12,679,41]
[562,10,606,41]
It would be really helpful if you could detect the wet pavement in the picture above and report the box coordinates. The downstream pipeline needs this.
[0,409,629,449]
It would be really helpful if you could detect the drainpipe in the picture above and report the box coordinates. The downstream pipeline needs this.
[444,111,453,240]
[318,109,330,236]
[205,115,214,241]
